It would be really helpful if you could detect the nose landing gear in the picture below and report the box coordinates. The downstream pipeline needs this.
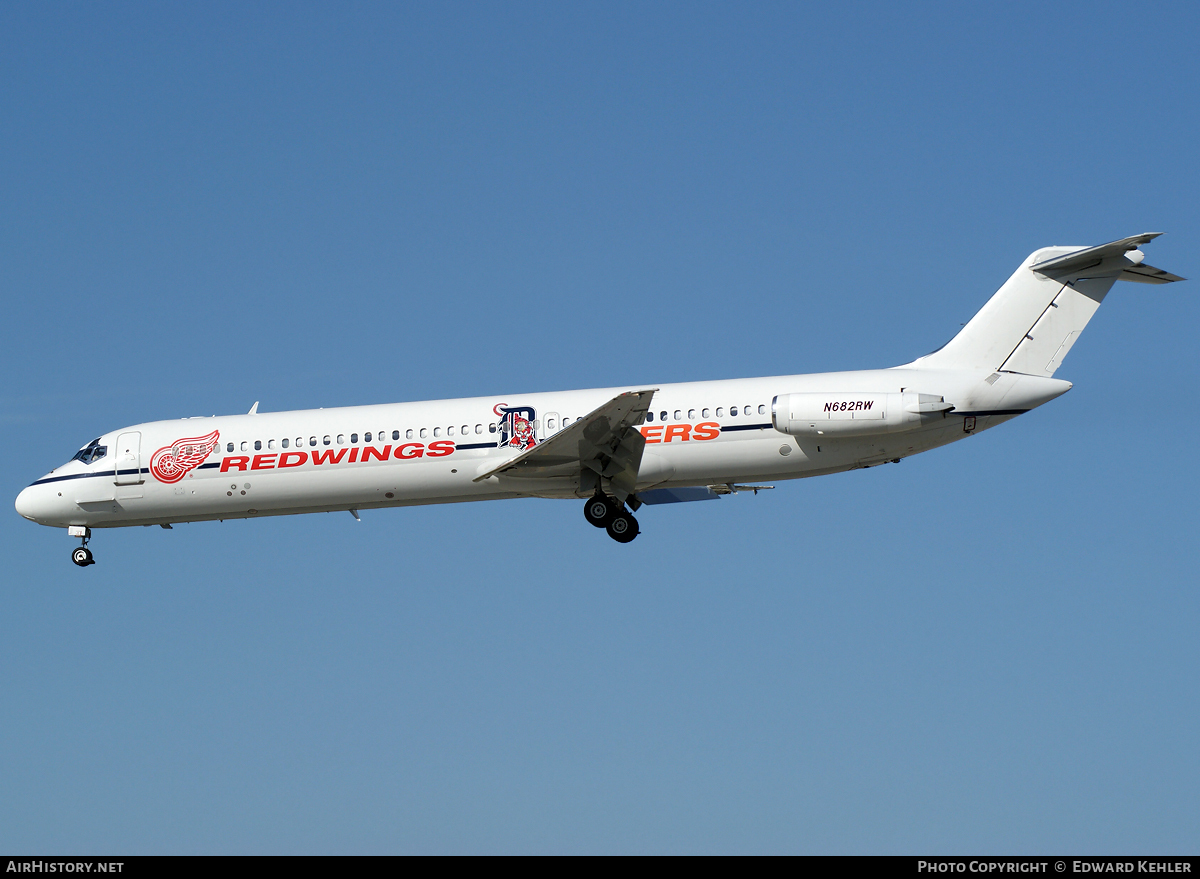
[583,495,639,543]
[69,526,95,567]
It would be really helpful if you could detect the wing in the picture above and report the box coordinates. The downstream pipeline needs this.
[473,389,656,501]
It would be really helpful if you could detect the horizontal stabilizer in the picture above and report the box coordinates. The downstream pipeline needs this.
[1030,232,1184,284]
[1117,263,1185,284]
[1030,233,1165,277]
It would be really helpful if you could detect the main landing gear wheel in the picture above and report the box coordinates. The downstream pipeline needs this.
[584,495,617,528]
[606,511,639,543]
[71,547,94,567]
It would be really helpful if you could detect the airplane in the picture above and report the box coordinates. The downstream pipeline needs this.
[15,233,1184,566]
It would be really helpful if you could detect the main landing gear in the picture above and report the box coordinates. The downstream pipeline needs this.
[70,526,95,567]
[583,494,639,544]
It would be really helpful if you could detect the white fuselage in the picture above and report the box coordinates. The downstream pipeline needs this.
[14,367,1069,530]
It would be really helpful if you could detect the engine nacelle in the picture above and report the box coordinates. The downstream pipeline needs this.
[771,392,949,437]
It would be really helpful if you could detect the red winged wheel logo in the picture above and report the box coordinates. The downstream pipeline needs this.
[150,429,221,484]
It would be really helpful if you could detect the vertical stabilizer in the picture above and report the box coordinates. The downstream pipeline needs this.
[907,234,1182,376]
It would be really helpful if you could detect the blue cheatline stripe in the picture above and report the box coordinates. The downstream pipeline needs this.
[31,468,147,486]
[31,471,109,486]
[721,423,773,432]
[454,442,495,450]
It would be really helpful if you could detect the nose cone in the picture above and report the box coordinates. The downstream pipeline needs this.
[15,483,52,523]
[16,485,37,520]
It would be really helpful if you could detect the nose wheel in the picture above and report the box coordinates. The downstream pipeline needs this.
[583,496,639,543]
[70,527,96,566]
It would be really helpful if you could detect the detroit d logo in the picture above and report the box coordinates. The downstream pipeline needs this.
[493,404,537,451]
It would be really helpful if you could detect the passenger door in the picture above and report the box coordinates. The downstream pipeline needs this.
[114,431,143,484]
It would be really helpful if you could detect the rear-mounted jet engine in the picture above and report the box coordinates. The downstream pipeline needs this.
[771,392,953,437]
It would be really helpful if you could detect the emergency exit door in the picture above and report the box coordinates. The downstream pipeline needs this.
[114,431,143,484]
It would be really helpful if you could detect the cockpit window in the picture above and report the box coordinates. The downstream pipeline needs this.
[71,438,108,465]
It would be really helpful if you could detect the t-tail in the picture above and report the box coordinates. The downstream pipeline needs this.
[907,233,1184,376]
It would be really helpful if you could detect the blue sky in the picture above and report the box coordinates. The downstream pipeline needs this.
[2,1,1197,854]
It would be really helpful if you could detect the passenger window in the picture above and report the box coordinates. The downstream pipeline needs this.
[462,425,469,435]
[716,408,724,418]
[673,410,681,421]
[646,411,654,422]
[420,428,427,439]
[298,437,305,448]
[660,411,668,421]
[323,436,331,445]
[688,409,696,420]
[434,427,441,437]
[406,429,414,440]
[758,404,766,415]
[309,437,317,447]
[351,433,358,443]
[254,440,262,451]
[226,443,234,453]
[489,423,496,433]
[282,438,289,449]
[729,406,738,417]
[448,426,455,436]
[268,439,275,450]
[547,418,556,429]
[743,406,751,416]
[241,441,248,452]
[702,409,710,418]
[337,434,345,444]
[365,432,372,442]
[475,424,483,434]
[392,430,400,441]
